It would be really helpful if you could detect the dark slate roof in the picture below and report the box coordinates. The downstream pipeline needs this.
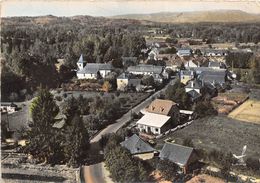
[185,80,202,90]
[192,67,226,74]
[208,61,220,68]
[127,65,163,74]
[177,48,192,56]
[120,134,155,154]
[180,70,194,76]
[77,63,112,74]
[77,54,85,63]
[187,90,201,100]
[199,70,226,84]
[159,143,194,166]
[203,49,227,55]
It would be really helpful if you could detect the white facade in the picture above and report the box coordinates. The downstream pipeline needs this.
[77,69,111,80]
[136,113,171,135]
[77,62,84,70]
[185,81,201,93]
[138,124,161,135]
[185,88,200,93]
[185,60,198,68]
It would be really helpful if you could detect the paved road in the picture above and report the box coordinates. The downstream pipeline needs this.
[84,163,105,183]
[84,78,177,183]
[90,78,177,143]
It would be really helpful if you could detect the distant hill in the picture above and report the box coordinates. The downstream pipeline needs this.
[111,10,260,23]
[1,15,154,27]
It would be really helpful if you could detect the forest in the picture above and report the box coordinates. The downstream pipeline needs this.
[1,15,260,101]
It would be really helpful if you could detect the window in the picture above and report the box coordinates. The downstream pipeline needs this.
[155,128,159,132]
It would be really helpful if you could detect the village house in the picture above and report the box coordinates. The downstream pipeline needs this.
[208,61,226,69]
[137,99,180,135]
[127,64,163,76]
[165,59,183,72]
[159,143,197,174]
[198,70,227,86]
[136,113,172,135]
[120,134,155,160]
[185,80,202,94]
[0,103,18,114]
[177,48,192,57]
[185,60,199,68]
[117,73,141,91]
[185,80,203,102]
[127,64,165,83]
[144,99,179,118]
[180,70,195,84]
[76,55,112,79]
[202,49,228,57]
[148,48,159,60]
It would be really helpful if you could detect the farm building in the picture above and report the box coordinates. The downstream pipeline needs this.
[159,143,197,174]
[120,134,155,160]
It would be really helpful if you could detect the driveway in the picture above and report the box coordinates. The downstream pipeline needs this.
[84,78,177,183]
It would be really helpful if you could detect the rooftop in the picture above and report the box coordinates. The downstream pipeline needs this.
[77,54,85,63]
[77,63,112,74]
[146,99,177,116]
[136,113,171,128]
[120,134,155,154]
[187,90,202,100]
[159,143,194,166]
[127,64,163,74]
[185,80,202,89]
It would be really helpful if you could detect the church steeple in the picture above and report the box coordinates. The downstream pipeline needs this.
[77,54,86,70]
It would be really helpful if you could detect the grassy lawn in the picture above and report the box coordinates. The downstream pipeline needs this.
[155,116,260,159]
[228,99,260,124]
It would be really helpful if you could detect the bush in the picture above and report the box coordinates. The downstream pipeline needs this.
[194,101,217,118]
[157,159,179,181]
[63,93,67,98]
[55,95,62,101]
[182,138,194,148]
[104,135,148,182]
[246,157,260,171]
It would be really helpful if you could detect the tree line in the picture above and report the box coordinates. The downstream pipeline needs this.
[1,16,146,101]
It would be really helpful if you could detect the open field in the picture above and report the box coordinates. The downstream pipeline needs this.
[156,116,260,159]
[228,99,260,124]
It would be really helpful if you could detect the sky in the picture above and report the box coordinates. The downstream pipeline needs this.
[1,0,260,17]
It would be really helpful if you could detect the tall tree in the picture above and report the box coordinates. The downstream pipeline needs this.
[63,114,90,167]
[26,88,59,163]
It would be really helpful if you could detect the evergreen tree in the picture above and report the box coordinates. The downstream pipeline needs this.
[63,114,90,167]
[26,88,59,163]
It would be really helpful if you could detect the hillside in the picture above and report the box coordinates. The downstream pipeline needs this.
[111,10,260,23]
[1,15,154,27]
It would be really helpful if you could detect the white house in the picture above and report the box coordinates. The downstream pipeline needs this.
[185,60,199,68]
[127,64,163,76]
[148,48,159,60]
[177,48,192,57]
[185,80,202,94]
[76,55,112,79]
[137,113,171,135]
